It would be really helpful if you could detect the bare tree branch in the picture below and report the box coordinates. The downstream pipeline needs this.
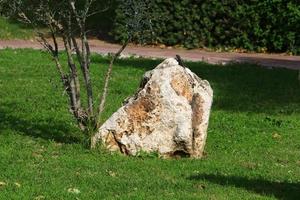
[68,0,94,117]
[96,39,130,128]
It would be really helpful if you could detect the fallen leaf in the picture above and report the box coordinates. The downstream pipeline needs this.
[194,184,206,190]
[54,143,62,147]
[15,182,21,188]
[272,132,281,139]
[32,152,43,158]
[67,188,80,194]
[241,162,258,170]
[34,195,45,200]
[106,170,117,177]
[0,181,6,187]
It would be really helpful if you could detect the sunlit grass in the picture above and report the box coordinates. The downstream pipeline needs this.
[0,49,299,199]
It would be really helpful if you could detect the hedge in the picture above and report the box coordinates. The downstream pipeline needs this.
[113,0,300,54]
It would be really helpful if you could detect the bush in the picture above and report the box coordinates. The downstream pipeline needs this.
[113,0,300,54]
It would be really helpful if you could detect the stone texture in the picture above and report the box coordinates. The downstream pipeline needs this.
[92,58,213,158]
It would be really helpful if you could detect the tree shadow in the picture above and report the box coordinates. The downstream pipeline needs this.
[232,56,300,70]
[189,62,300,114]
[92,57,300,114]
[0,103,81,144]
[5,55,297,143]
[188,173,300,200]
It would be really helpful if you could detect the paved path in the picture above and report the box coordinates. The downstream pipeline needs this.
[1,39,299,70]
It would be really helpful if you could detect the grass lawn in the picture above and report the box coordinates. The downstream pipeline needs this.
[0,16,35,40]
[0,49,299,199]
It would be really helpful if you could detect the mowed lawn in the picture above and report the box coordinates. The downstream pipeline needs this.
[0,49,299,199]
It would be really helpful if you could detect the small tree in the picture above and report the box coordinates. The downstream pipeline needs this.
[1,0,152,147]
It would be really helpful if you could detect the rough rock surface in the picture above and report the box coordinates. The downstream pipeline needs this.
[92,58,213,158]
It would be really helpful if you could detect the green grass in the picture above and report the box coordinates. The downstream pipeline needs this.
[0,49,300,199]
[0,16,35,39]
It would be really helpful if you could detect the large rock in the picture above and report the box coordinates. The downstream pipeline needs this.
[92,58,213,158]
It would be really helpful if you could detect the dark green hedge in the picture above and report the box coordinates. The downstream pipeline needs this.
[113,0,300,54]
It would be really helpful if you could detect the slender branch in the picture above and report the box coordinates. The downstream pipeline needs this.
[86,9,109,18]
[61,35,81,108]
[69,0,83,30]
[35,23,86,130]
[36,35,53,54]
[27,12,66,94]
[84,0,94,18]
[71,37,82,64]
[45,12,86,130]
[69,0,94,117]
[36,33,65,86]
[96,40,129,128]
[82,36,94,117]
[85,36,91,66]
[51,32,58,57]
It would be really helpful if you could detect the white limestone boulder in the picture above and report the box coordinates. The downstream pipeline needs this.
[92,58,213,158]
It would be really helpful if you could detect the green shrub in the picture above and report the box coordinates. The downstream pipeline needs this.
[113,0,300,54]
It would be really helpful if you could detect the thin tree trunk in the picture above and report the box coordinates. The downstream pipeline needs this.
[81,33,94,117]
[69,0,94,120]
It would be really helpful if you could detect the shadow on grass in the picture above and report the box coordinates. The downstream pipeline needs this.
[92,57,300,114]
[188,173,300,200]
[0,103,81,144]
[2,55,300,144]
